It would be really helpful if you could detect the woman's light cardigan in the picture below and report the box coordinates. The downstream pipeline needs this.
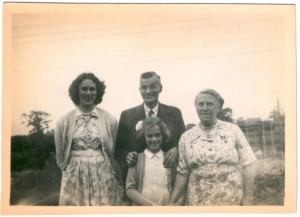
[54,107,118,173]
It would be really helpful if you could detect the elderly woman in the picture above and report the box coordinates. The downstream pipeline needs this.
[169,89,257,206]
[55,72,125,206]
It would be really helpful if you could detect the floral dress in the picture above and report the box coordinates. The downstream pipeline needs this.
[177,120,257,206]
[59,111,125,206]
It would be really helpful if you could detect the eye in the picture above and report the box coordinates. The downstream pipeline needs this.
[81,87,88,91]
[89,87,96,91]
[141,85,147,90]
[207,102,213,106]
[149,84,156,89]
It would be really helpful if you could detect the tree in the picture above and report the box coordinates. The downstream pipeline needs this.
[269,109,285,122]
[217,107,234,123]
[21,111,51,135]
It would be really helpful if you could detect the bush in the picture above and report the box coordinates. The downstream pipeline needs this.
[254,156,284,205]
[11,133,56,171]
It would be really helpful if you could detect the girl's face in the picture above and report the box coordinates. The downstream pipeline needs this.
[145,125,162,154]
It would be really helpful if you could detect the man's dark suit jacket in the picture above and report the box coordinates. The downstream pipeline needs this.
[115,103,186,185]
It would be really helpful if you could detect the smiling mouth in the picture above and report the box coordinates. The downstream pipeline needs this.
[149,143,159,146]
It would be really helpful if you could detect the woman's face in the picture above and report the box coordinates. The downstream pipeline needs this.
[78,79,97,107]
[195,93,221,126]
[145,125,162,154]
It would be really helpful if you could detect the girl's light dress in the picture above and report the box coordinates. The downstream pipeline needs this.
[126,149,174,206]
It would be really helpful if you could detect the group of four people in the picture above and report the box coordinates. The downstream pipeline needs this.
[54,71,257,206]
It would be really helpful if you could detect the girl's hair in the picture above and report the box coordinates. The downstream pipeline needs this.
[138,117,171,143]
[68,72,106,106]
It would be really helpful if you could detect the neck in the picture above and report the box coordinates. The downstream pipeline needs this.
[145,102,158,109]
[78,104,94,113]
[201,120,217,129]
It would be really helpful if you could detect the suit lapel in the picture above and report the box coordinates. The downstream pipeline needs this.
[136,104,146,120]
[157,103,170,119]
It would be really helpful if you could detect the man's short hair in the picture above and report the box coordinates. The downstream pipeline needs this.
[140,71,161,82]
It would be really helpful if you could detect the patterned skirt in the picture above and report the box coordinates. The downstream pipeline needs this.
[59,152,126,206]
[186,164,243,206]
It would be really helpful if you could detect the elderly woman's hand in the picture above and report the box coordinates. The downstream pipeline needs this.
[126,151,138,167]
[163,147,178,168]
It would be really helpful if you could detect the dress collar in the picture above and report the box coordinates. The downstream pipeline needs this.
[75,107,98,120]
[144,148,163,159]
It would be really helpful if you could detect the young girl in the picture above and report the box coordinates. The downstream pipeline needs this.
[126,117,176,206]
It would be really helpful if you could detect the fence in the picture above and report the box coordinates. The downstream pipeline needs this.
[238,120,285,159]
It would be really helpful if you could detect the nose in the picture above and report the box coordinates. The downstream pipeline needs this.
[151,136,157,142]
[202,103,208,110]
[86,89,92,95]
[146,87,151,94]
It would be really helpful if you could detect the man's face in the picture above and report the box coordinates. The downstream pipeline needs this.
[139,76,162,108]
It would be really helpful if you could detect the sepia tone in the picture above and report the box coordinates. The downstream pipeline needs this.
[1,2,296,215]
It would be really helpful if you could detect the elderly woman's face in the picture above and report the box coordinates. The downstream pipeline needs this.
[79,79,97,107]
[195,93,221,126]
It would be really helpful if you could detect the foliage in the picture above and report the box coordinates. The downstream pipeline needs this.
[11,133,56,171]
[253,157,284,205]
[269,108,285,122]
[217,107,234,123]
[21,111,51,135]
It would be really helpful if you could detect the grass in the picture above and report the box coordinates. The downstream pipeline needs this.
[10,155,285,206]
[10,162,61,206]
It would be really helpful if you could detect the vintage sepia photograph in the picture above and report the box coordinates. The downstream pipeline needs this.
[1,1,296,215]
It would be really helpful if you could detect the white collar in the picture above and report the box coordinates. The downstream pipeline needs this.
[75,107,98,118]
[144,103,159,117]
[144,148,163,159]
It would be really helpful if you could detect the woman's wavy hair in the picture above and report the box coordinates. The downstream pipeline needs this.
[195,88,224,109]
[137,117,171,144]
[68,72,106,106]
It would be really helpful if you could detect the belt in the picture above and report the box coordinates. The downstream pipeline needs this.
[70,149,103,157]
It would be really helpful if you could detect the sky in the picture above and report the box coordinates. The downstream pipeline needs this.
[9,4,291,135]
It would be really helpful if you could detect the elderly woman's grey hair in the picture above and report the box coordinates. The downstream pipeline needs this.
[195,89,224,109]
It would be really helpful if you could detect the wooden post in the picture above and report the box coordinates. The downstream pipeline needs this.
[270,122,276,156]
[262,122,266,158]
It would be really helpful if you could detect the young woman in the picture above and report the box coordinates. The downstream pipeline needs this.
[55,72,125,206]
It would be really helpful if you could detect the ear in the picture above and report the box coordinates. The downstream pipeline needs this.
[159,85,163,93]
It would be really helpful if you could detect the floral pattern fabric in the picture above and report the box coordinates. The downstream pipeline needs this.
[72,112,102,150]
[59,155,125,205]
[59,112,126,206]
[177,120,257,206]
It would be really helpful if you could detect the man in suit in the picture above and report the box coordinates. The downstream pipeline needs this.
[115,71,186,186]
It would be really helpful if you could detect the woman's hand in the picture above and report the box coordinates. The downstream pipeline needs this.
[163,147,178,168]
[126,151,138,167]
